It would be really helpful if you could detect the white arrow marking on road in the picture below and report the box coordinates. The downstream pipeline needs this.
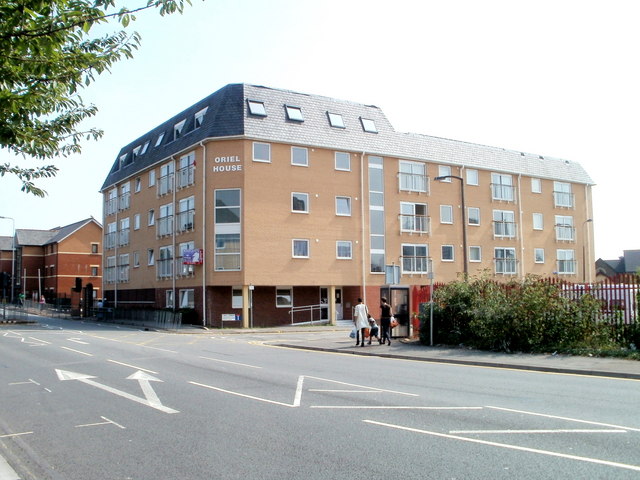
[127,371,164,408]
[68,338,89,345]
[56,369,178,414]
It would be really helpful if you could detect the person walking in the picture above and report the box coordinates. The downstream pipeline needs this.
[353,298,369,347]
[367,314,381,345]
[380,297,392,345]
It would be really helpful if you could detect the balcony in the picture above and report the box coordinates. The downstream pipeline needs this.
[399,214,430,235]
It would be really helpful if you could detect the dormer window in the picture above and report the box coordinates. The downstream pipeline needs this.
[155,132,165,147]
[194,107,208,128]
[140,140,150,155]
[174,120,186,140]
[132,146,141,158]
[328,112,345,128]
[285,105,304,122]
[119,154,127,168]
[247,100,266,116]
[360,118,377,133]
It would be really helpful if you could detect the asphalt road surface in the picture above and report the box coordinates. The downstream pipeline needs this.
[1,317,639,479]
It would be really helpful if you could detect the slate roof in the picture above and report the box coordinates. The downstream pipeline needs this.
[15,218,100,247]
[0,236,13,251]
[596,250,640,275]
[101,83,594,191]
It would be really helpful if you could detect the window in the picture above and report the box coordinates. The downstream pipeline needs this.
[119,217,130,246]
[438,165,452,181]
[149,170,156,187]
[291,147,308,166]
[178,241,195,276]
[285,105,304,122]
[215,234,241,271]
[91,266,99,276]
[105,256,116,283]
[468,207,480,226]
[106,222,116,249]
[247,100,266,116]
[157,203,173,237]
[328,112,345,128]
[119,182,130,210]
[360,118,377,133]
[495,247,517,274]
[135,177,141,193]
[276,287,292,308]
[292,192,309,213]
[554,182,574,208]
[440,205,453,224]
[91,243,99,254]
[158,246,173,278]
[177,196,195,232]
[133,252,140,268]
[466,169,479,186]
[531,178,542,193]
[441,245,454,261]
[232,288,243,309]
[253,142,271,162]
[106,188,117,215]
[555,215,575,241]
[335,152,351,171]
[400,202,429,233]
[155,132,165,147]
[493,210,516,238]
[194,107,208,128]
[179,289,195,308]
[134,214,140,230]
[140,141,149,155]
[491,173,515,202]
[557,249,576,274]
[402,244,429,273]
[469,246,481,262]
[166,290,174,308]
[118,254,129,282]
[178,152,195,188]
[173,119,186,140]
[399,161,427,193]
[147,249,155,266]
[148,209,155,226]
[292,239,309,258]
[336,196,351,216]
[534,248,545,263]
[158,162,174,196]
[215,189,241,224]
[336,241,352,259]
[533,213,544,230]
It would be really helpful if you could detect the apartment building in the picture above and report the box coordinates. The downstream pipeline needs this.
[100,83,594,329]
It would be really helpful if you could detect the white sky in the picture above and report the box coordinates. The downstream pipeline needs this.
[1,0,638,260]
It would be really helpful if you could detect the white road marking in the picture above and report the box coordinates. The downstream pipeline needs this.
[60,346,93,356]
[190,380,300,408]
[199,356,262,369]
[364,420,640,473]
[28,337,51,344]
[108,359,158,374]
[76,416,126,429]
[8,379,40,386]
[67,338,89,345]
[487,406,640,433]
[312,406,483,410]
[304,375,419,397]
[0,432,33,438]
[450,429,627,434]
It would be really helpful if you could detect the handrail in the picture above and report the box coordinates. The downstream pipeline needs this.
[288,303,328,325]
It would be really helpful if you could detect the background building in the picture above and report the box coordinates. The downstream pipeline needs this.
[100,84,594,328]
[1,218,103,303]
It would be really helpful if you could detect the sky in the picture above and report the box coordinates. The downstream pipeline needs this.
[1,0,638,260]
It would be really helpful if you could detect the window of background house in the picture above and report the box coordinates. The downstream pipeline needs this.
[253,142,271,162]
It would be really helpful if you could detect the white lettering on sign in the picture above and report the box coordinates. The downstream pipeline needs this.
[213,156,242,173]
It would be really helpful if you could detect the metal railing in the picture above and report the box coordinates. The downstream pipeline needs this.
[288,303,329,325]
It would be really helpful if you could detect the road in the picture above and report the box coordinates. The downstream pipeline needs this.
[1,317,639,479]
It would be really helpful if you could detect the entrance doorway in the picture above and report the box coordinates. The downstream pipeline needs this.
[320,287,343,321]
[381,286,409,337]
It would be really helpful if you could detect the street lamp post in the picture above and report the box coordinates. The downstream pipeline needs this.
[582,218,593,283]
[434,175,468,278]
[0,216,15,303]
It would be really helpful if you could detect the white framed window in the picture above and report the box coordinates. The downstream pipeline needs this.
[553,181,574,208]
[285,105,304,122]
[118,217,130,246]
[555,215,575,241]
[400,202,429,233]
[147,249,155,266]
[166,290,174,308]
[399,161,427,193]
[179,289,195,308]
[328,112,345,128]
[493,210,516,238]
[335,152,351,171]
[158,246,173,278]
[178,241,195,276]
[402,244,429,273]
[557,249,576,274]
[157,203,173,237]
[140,141,149,155]
[534,248,545,263]
[336,241,352,259]
[158,162,174,196]
[149,170,156,187]
[232,287,243,309]
[276,287,292,308]
[173,119,186,140]
[440,205,453,224]
[215,188,241,224]
[247,100,266,116]
[469,246,481,262]
[441,245,454,261]
[194,107,208,128]
[533,213,544,230]
[291,147,308,166]
[155,132,165,147]
[360,118,377,133]
[177,196,195,232]
[215,233,241,271]
[148,209,155,226]
[438,165,452,181]
[466,169,479,186]
[531,178,542,193]
[134,214,140,231]
[118,254,129,282]
[253,142,271,162]
[133,251,140,268]
[495,247,517,275]
[292,239,309,258]
[178,152,195,188]
[336,196,352,216]
[119,182,130,210]
[105,256,116,283]
[491,173,515,202]
[292,192,309,213]
[135,177,141,193]
[468,207,480,226]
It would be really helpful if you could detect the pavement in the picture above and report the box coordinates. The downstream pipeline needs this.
[181,323,640,381]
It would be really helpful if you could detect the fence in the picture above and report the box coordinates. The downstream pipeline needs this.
[96,307,183,330]
[288,303,329,325]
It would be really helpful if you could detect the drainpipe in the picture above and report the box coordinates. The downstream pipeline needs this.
[171,156,176,312]
[360,152,367,305]
[517,174,524,279]
[199,141,207,327]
